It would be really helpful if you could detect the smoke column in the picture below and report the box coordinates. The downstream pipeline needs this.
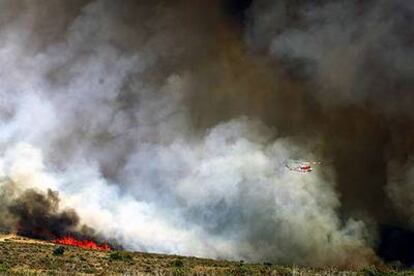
[0,0,412,267]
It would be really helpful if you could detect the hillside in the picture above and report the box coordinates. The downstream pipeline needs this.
[0,234,409,275]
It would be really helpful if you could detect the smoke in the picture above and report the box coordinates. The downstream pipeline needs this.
[0,0,412,267]
[0,145,101,242]
[248,0,414,263]
[7,188,79,239]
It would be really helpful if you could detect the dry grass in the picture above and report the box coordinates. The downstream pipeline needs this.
[0,234,412,275]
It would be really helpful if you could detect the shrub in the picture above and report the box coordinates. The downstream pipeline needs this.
[170,259,187,276]
[109,251,133,262]
[230,260,249,276]
[53,246,65,256]
[0,262,10,272]
[170,258,184,268]
[361,266,391,276]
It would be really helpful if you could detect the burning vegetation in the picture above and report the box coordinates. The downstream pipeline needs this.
[0,185,111,251]
[53,236,111,251]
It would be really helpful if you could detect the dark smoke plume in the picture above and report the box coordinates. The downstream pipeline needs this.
[247,0,414,264]
[8,189,79,239]
[0,181,103,242]
[248,0,414,218]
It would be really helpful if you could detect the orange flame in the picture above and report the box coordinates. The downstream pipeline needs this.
[53,236,111,251]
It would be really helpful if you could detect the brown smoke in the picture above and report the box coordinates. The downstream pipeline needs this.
[247,0,414,223]
[0,0,413,267]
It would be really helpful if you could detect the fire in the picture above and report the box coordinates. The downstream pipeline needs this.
[53,236,111,251]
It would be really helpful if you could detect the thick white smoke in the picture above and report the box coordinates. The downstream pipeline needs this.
[0,0,377,266]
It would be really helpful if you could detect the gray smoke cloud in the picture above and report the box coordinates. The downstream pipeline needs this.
[251,0,414,111]
[248,0,414,253]
[3,0,413,267]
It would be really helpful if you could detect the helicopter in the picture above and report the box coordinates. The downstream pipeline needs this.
[284,160,323,173]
